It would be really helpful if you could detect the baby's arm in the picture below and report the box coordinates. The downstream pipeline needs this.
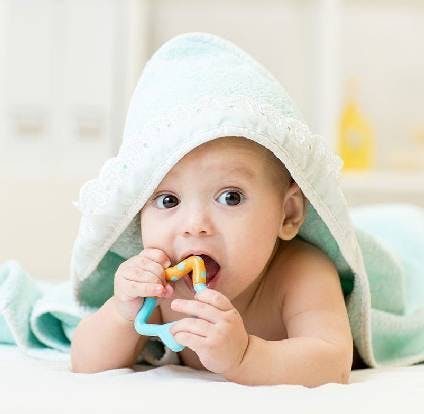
[71,298,161,373]
[71,248,171,373]
[225,245,353,387]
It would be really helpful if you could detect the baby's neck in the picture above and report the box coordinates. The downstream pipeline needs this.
[232,238,282,316]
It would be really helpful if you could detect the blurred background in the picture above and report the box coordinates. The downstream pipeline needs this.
[0,0,423,281]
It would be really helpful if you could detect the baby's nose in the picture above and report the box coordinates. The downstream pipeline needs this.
[184,219,209,237]
[182,207,212,237]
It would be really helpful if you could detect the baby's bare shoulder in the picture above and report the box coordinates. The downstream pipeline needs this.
[270,237,334,282]
[264,238,334,305]
[274,238,352,351]
[276,237,342,307]
[280,237,332,264]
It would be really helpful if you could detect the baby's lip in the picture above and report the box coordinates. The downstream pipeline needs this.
[177,250,218,264]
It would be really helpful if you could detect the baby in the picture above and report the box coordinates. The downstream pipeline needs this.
[71,135,354,386]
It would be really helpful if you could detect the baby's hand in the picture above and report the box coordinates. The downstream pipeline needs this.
[169,288,249,375]
[113,248,173,321]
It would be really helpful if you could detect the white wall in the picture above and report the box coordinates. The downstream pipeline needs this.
[0,178,82,280]
[0,0,146,280]
[341,0,424,170]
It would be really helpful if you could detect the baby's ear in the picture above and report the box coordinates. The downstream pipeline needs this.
[278,183,306,240]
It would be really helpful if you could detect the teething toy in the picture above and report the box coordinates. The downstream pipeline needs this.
[134,255,207,352]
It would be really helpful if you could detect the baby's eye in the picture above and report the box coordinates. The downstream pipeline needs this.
[155,194,179,209]
[217,190,244,206]
[154,191,244,208]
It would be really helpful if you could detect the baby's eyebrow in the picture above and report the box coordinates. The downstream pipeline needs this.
[154,165,256,194]
[224,166,255,180]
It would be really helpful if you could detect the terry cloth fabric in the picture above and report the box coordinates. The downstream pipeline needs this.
[1,32,424,368]
[0,261,180,365]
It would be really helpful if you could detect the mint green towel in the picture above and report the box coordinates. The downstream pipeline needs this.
[0,261,90,360]
[350,204,424,365]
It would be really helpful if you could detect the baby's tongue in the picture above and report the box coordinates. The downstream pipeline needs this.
[199,254,220,283]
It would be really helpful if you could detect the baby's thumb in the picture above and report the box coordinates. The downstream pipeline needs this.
[163,283,174,298]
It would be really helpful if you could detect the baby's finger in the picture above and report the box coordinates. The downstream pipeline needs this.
[162,283,174,298]
[194,288,233,311]
[171,298,222,323]
[172,332,203,353]
[121,268,163,285]
[169,317,211,337]
[138,248,172,269]
[127,258,167,282]
[121,280,165,299]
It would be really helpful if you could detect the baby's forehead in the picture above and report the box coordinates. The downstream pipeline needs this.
[192,136,275,164]
[210,136,288,170]
[171,136,290,184]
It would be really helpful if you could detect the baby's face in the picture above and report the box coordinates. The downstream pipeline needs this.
[140,136,291,300]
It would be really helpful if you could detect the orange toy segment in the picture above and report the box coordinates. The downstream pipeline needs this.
[164,255,207,285]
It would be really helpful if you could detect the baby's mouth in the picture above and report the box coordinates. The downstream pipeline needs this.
[184,254,221,289]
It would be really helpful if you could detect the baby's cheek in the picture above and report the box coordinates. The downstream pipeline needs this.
[220,269,254,299]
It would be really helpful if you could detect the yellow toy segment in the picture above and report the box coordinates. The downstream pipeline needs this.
[164,255,207,285]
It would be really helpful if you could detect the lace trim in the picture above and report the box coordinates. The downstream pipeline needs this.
[120,95,343,179]
[73,95,343,237]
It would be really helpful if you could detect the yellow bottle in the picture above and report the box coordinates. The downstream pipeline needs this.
[338,78,375,170]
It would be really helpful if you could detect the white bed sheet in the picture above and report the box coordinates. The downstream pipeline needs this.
[1,345,423,414]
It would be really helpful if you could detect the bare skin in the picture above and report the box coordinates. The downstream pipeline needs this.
[158,237,355,381]
[71,136,354,386]
[160,236,294,370]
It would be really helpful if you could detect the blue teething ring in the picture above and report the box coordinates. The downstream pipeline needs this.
[134,256,207,352]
